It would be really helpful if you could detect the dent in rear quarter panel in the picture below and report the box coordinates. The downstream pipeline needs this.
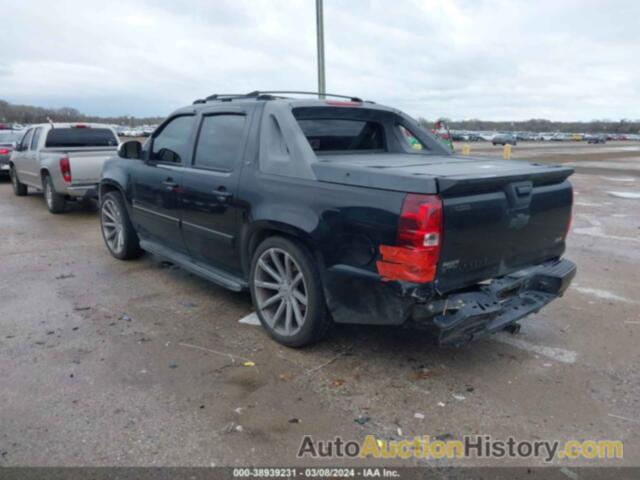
[239,168,416,324]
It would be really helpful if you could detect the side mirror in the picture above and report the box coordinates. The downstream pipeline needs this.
[118,140,142,159]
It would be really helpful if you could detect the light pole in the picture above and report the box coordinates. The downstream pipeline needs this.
[316,0,326,98]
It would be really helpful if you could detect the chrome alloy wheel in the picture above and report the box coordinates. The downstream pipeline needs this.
[101,198,125,254]
[254,247,308,336]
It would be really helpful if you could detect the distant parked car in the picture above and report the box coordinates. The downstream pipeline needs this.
[467,133,482,142]
[515,132,534,142]
[0,129,25,175]
[141,126,155,137]
[115,126,128,137]
[492,133,517,146]
[587,135,606,144]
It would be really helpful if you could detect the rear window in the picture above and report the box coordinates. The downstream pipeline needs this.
[45,128,118,148]
[295,118,385,152]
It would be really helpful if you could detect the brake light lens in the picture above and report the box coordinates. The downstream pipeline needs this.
[59,156,71,183]
[397,194,442,248]
[0,148,10,155]
[325,100,362,107]
[73,124,89,128]
[377,194,443,283]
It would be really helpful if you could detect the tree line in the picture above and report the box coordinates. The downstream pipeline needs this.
[417,117,640,134]
[0,100,163,127]
[1,99,638,133]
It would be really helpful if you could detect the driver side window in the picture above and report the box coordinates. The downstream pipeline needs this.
[150,115,195,164]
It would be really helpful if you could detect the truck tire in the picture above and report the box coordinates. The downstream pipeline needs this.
[100,191,143,260]
[250,236,331,347]
[10,165,28,196]
[43,174,66,214]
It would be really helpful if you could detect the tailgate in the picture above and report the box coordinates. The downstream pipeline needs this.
[435,165,573,293]
[43,147,117,184]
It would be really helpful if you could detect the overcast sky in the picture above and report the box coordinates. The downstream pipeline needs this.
[1,0,638,121]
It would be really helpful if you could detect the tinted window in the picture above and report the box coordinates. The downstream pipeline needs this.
[296,118,384,152]
[20,129,34,150]
[194,115,246,171]
[45,128,118,147]
[30,128,42,150]
[151,116,195,164]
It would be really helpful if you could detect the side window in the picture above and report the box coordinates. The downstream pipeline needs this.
[30,128,42,150]
[398,124,425,151]
[194,114,246,171]
[150,115,195,164]
[20,129,34,151]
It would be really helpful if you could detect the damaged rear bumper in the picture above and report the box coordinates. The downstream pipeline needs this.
[324,258,576,347]
[413,259,577,346]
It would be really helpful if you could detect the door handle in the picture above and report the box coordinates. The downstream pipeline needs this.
[213,188,233,201]
[162,179,179,191]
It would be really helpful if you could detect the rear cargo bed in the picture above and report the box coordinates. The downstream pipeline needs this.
[312,153,573,292]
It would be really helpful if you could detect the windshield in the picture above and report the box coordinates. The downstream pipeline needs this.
[45,128,118,148]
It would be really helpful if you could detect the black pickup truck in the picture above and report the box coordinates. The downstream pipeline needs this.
[99,91,576,347]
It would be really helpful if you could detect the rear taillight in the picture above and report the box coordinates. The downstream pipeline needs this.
[377,194,443,283]
[397,194,443,249]
[0,148,10,155]
[59,156,71,183]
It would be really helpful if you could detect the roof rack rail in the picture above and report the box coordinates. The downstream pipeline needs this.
[193,93,254,105]
[247,91,363,102]
[193,91,364,104]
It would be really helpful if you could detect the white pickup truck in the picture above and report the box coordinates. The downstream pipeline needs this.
[10,123,119,213]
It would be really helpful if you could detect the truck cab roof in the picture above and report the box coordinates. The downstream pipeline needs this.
[28,122,116,129]
[177,91,401,116]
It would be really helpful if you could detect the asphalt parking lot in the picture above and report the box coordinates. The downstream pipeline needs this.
[0,142,639,468]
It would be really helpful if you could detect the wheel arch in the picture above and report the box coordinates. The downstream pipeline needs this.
[240,221,324,279]
[99,179,126,200]
[99,179,135,217]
